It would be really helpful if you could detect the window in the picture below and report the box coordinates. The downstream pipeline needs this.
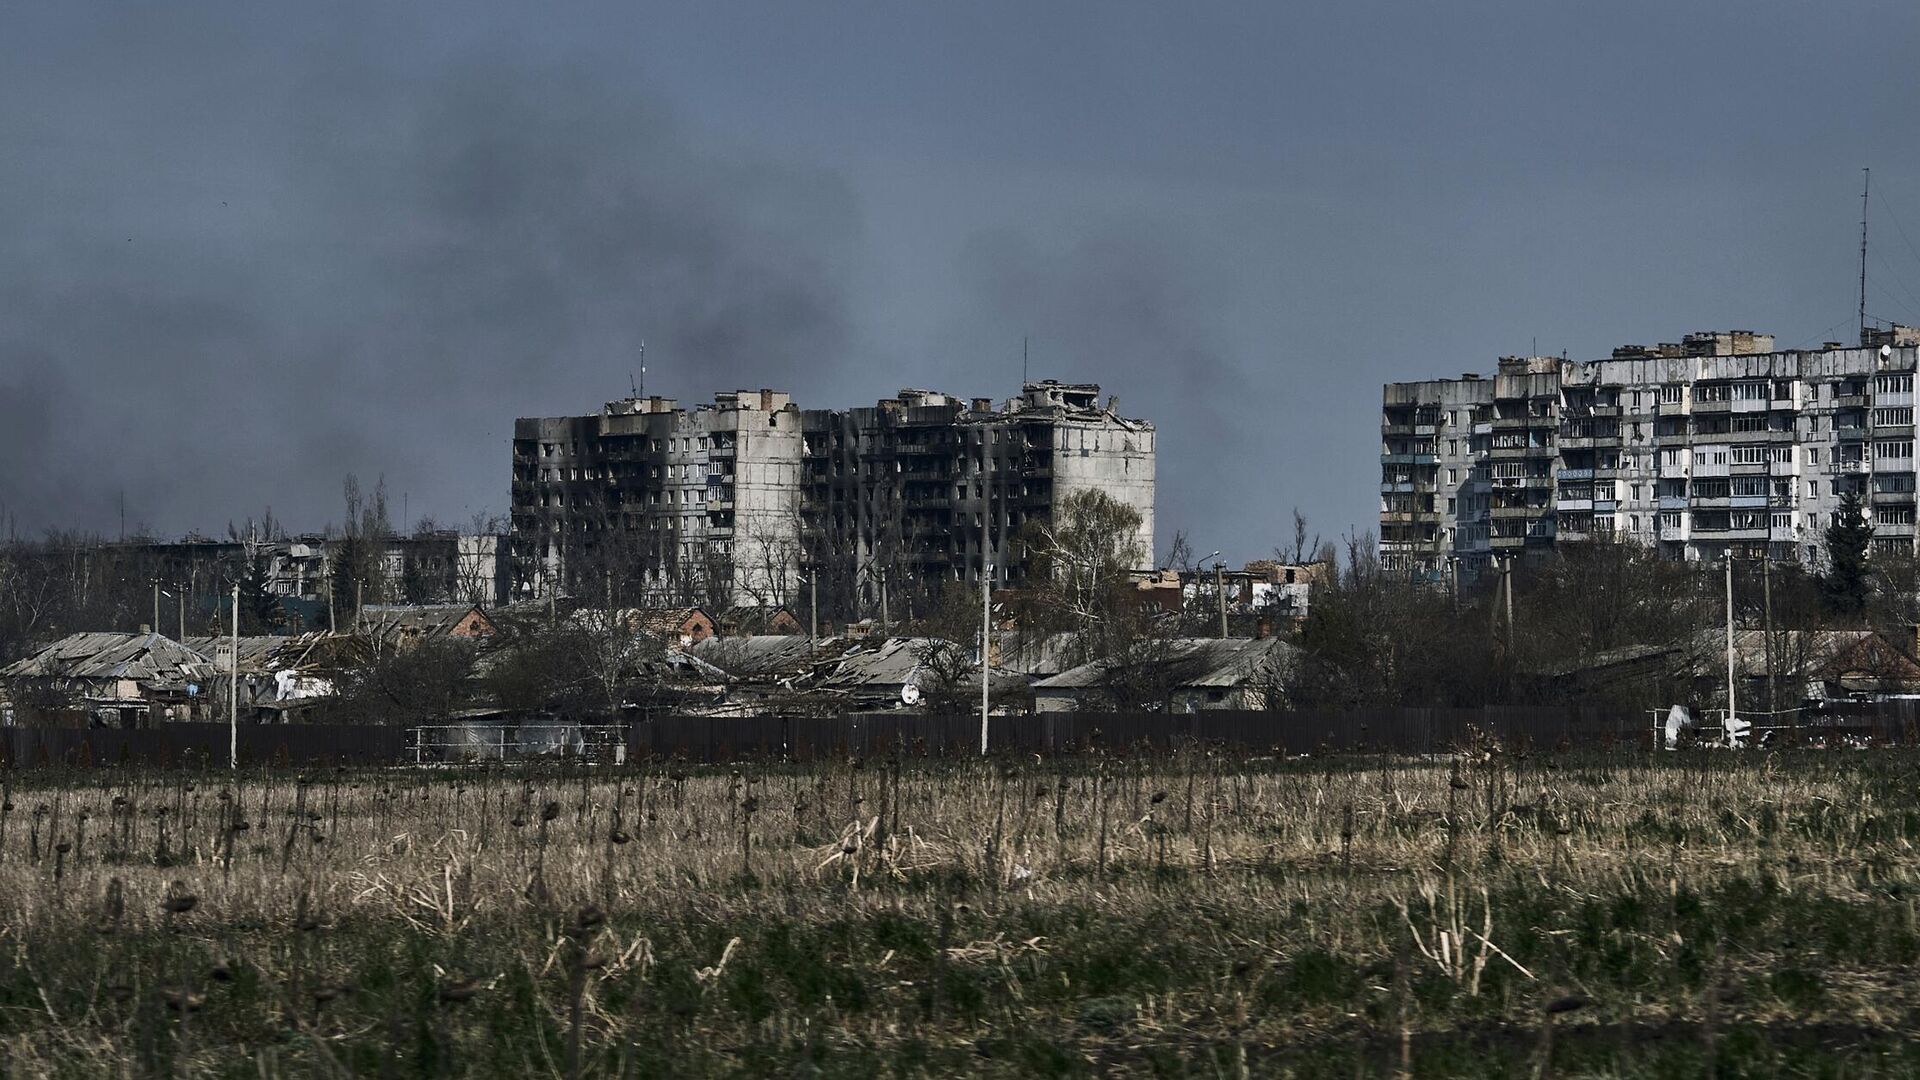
[1875,440,1914,460]
[1659,511,1682,531]
[1808,480,1819,498]
[1731,476,1768,497]
[1694,383,1732,402]
[1807,447,1821,465]
[1446,497,1456,513]
[1873,407,1914,427]
[1733,382,1767,401]
[1877,373,1913,394]
[1660,384,1684,404]
[1877,506,1916,526]
[1729,445,1768,466]
[1446,467,1458,484]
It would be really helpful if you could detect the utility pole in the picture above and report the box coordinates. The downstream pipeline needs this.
[1501,556,1514,653]
[151,579,160,635]
[1724,551,1737,731]
[1214,561,1228,638]
[1763,555,1776,717]
[229,584,239,771]
[878,565,889,632]
[177,588,185,642]
[808,572,818,643]
[980,490,992,756]
[981,558,992,756]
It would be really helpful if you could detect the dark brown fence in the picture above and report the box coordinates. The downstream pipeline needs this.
[630,706,1655,761]
[3,702,1916,769]
[0,724,406,769]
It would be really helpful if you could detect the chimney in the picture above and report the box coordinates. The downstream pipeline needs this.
[138,624,152,635]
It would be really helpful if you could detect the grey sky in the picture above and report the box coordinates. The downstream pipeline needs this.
[5,2,1920,560]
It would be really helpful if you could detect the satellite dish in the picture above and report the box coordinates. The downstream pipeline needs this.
[1881,344,1893,359]
[900,683,922,706]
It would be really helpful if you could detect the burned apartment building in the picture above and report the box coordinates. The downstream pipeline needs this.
[510,381,1155,614]
[1381,326,1920,575]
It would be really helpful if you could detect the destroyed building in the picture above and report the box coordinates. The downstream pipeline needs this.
[510,381,1155,614]
[1382,326,1920,574]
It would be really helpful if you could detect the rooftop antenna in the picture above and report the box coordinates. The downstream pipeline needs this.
[1022,336,1029,386]
[1860,167,1871,341]
[630,340,646,399]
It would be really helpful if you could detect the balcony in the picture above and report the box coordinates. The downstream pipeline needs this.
[1658,495,1689,510]
[1559,434,1622,449]
[1557,467,1594,480]
[1554,498,1593,512]
[1381,453,1438,465]
[1836,393,1868,409]
[1488,445,1554,461]
[1836,425,1868,441]
[1837,459,1870,474]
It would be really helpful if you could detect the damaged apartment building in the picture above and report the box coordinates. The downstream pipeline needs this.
[510,381,1155,610]
[1381,326,1920,575]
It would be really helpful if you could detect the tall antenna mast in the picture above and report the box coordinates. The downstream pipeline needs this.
[1860,167,1871,341]
[1022,336,1029,386]
[638,340,647,400]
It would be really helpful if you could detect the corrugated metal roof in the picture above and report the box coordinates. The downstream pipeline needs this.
[1032,637,1298,691]
[680,635,825,679]
[2,632,216,685]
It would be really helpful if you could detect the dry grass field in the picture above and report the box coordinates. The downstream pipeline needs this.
[0,745,1914,1077]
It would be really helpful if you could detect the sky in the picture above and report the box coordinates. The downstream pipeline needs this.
[6,2,1920,562]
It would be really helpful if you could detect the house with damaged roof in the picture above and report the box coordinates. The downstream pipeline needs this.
[2,632,220,727]
[1032,637,1300,713]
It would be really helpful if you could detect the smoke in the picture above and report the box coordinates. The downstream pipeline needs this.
[0,41,860,536]
[943,220,1252,562]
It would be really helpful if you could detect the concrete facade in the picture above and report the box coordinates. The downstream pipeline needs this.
[512,381,1155,609]
[1382,327,1920,574]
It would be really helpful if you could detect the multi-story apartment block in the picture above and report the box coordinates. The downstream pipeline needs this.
[511,389,805,607]
[511,382,1155,612]
[1382,327,1920,574]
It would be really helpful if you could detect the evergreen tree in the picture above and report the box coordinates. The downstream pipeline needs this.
[1822,489,1874,619]
[239,555,283,634]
